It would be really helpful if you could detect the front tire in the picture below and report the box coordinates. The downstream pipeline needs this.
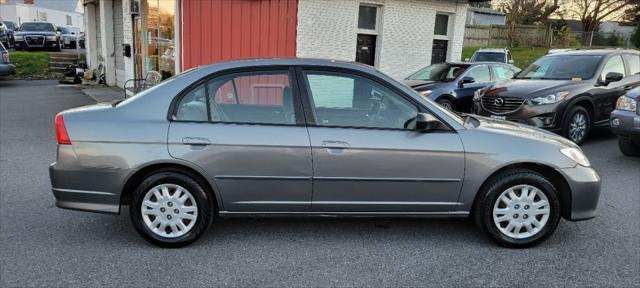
[437,98,455,111]
[130,169,213,247]
[562,106,591,144]
[474,169,561,248]
[618,137,640,157]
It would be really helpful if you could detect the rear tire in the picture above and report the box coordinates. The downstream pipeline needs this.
[618,137,640,157]
[473,169,561,248]
[562,106,591,145]
[130,169,213,247]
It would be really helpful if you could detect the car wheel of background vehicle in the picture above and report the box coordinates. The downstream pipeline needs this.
[618,137,640,157]
[563,106,591,145]
[473,169,561,248]
[437,98,455,111]
[130,169,213,248]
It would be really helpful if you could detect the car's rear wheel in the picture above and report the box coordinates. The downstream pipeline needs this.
[563,106,591,144]
[474,169,561,248]
[130,170,213,247]
[437,98,455,111]
[618,137,640,157]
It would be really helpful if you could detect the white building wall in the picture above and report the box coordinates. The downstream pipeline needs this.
[122,0,135,85]
[0,3,83,29]
[296,0,468,80]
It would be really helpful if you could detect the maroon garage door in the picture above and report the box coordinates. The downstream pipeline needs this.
[181,0,298,70]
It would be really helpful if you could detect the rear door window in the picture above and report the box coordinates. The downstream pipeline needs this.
[207,70,296,125]
[625,54,640,75]
[601,55,626,80]
[465,65,491,83]
[492,65,515,81]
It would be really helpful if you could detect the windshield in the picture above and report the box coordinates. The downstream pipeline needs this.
[516,55,602,80]
[406,64,469,82]
[58,27,73,34]
[19,23,55,32]
[3,21,16,30]
[471,52,505,62]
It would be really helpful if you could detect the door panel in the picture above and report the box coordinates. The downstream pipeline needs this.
[168,123,312,212]
[356,34,376,66]
[431,40,448,64]
[308,127,465,212]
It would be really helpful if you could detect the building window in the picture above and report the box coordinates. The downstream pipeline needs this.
[356,5,380,66]
[434,14,449,36]
[66,15,72,26]
[358,5,377,30]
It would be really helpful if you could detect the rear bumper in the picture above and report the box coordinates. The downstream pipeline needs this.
[0,64,16,76]
[561,165,601,221]
[49,145,130,214]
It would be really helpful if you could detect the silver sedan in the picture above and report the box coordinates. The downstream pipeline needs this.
[49,59,601,248]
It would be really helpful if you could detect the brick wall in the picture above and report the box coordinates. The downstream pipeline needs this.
[296,0,468,79]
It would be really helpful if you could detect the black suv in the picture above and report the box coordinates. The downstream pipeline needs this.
[474,49,640,144]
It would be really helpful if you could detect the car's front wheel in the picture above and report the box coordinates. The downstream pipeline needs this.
[474,169,561,248]
[563,106,591,144]
[437,98,455,111]
[130,169,213,247]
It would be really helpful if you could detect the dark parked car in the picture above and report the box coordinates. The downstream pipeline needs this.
[50,59,600,248]
[2,20,17,48]
[0,42,16,77]
[474,49,640,144]
[610,87,640,156]
[13,21,62,51]
[404,62,520,111]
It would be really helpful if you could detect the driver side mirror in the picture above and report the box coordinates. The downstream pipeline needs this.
[508,59,514,64]
[464,58,470,62]
[415,113,448,131]
[459,76,475,88]
[603,72,624,86]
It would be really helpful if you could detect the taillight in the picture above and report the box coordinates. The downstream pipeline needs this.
[55,113,71,145]
[1,52,8,63]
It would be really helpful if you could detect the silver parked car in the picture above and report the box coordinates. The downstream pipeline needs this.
[50,59,600,248]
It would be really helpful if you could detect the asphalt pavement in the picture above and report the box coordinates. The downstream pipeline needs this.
[1,80,638,287]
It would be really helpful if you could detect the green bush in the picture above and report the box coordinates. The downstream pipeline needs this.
[9,51,50,78]
[632,26,640,48]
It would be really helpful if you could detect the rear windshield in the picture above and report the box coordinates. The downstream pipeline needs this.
[407,63,469,82]
[516,55,602,80]
[19,23,55,32]
[471,52,505,62]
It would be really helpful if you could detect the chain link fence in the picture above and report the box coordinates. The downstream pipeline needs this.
[464,25,636,48]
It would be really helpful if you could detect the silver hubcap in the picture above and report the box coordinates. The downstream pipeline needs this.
[493,184,550,239]
[569,113,587,142]
[141,184,198,238]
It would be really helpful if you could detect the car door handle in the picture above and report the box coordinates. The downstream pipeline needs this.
[321,140,350,149]
[182,137,211,146]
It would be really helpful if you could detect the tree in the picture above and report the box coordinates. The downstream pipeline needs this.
[498,0,560,25]
[622,0,640,24]
[570,0,630,32]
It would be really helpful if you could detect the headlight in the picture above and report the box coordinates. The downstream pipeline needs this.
[616,96,637,112]
[420,90,432,97]
[530,91,569,105]
[14,35,23,40]
[46,36,57,41]
[560,147,591,167]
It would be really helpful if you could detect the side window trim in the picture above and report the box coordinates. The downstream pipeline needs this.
[170,66,305,126]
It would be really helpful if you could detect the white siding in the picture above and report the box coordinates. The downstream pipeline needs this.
[296,0,468,79]
[113,0,125,87]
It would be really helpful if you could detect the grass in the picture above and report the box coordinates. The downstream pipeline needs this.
[462,47,550,69]
[8,51,50,78]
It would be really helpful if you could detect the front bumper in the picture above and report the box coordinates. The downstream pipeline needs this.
[14,39,59,49]
[610,109,640,142]
[0,64,16,76]
[473,100,561,131]
[561,165,601,221]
